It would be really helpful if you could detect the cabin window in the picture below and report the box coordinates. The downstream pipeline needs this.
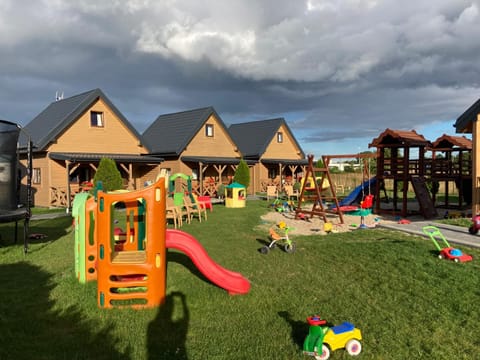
[268,168,277,179]
[277,132,283,143]
[205,124,214,137]
[33,168,41,184]
[90,111,104,127]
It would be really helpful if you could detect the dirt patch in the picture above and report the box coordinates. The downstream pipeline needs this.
[258,209,385,236]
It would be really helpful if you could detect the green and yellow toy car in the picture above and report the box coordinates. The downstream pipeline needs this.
[303,315,362,359]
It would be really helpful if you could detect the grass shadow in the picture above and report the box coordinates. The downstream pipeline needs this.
[256,237,270,246]
[0,216,72,250]
[147,291,189,359]
[0,262,130,359]
[167,250,212,287]
[278,311,310,349]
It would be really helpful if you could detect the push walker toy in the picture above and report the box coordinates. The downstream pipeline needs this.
[422,226,473,263]
[260,222,296,254]
[303,315,362,359]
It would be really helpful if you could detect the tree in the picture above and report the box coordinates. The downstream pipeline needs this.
[93,158,123,192]
[233,159,250,188]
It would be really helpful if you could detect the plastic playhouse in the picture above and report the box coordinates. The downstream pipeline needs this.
[72,177,250,309]
[225,182,246,208]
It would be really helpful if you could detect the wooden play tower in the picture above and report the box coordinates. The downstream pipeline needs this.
[426,134,472,209]
[295,154,344,224]
[369,129,437,219]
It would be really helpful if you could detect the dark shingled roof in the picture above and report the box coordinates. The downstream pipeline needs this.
[228,118,305,159]
[49,152,163,163]
[181,156,255,165]
[142,106,233,156]
[454,98,480,133]
[261,158,308,166]
[20,88,143,150]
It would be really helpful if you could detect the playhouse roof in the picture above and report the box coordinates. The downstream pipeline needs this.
[429,134,472,151]
[226,182,245,188]
[369,129,430,148]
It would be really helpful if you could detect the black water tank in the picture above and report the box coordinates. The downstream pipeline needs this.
[0,120,20,210]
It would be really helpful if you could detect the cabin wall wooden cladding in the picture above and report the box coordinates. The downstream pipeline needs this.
[20,155,49,206]
[182,115,239,157]
[48,99,146,154]
[263,124,302,159]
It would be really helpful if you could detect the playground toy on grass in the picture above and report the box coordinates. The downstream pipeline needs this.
[468,215,480,235]
[274,200,294,213]
[323,222,333,234]
[422,226,473,263]
[297,212,311,222]
[303,315,362,359]
[72,177,250,309]
[260,223,296,254]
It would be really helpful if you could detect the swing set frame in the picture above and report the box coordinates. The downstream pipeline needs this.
[323,153,377,228]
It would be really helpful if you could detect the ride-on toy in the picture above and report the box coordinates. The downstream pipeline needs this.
[422,226,473,263]
[468,215,480,235]
[303,315,362,359]
[260,222,296,254]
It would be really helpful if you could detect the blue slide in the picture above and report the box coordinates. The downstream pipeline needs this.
[338,177,376,207]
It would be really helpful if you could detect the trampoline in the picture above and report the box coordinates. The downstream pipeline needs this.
[0,119,32,253]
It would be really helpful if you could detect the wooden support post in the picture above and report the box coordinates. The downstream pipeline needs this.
[473,115,480,216]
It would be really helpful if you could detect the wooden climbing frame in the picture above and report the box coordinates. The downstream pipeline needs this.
[295,155,344,224]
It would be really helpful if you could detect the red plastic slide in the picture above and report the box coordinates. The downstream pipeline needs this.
[165,229,250,295]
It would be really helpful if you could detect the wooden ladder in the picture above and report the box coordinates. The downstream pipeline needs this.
[411,175,437,219]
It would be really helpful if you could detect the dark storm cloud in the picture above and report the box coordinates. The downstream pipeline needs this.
[0,0,479,151]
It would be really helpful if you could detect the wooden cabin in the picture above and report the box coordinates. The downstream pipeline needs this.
[17,90,307,206]
[18,89,163,209]
[454,98,480,216]
[228,118,306,194]
[143,110,307,196]
[142,107,246,197]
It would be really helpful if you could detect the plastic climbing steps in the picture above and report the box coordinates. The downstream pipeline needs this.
[411,175,437,219]
[96,178,167,309]
[295,154,344,224]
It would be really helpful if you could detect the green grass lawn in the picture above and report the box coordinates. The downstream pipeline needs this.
[1,201,479,359]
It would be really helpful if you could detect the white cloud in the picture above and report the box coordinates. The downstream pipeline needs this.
[1,0,479,155]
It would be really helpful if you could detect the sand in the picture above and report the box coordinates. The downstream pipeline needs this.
[258,208,383,236]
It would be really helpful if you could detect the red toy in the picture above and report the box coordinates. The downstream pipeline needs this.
[422,226,473,263]
[468,215,480,235]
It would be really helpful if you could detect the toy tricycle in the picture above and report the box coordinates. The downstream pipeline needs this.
[422,226,473,263]
[303,315,362,359]
[260,222,296,254]
[468,215,480,235]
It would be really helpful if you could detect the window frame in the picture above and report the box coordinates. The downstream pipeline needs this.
[33,168,41,184]
[205,124,214,137]
[277,132,283,143]
[90,111,104,128]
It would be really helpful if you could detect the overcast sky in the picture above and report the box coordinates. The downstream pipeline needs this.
[1,0,479,157]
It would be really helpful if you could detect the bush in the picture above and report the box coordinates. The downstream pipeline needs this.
[233,159,250,188]
[92,158,123,192]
